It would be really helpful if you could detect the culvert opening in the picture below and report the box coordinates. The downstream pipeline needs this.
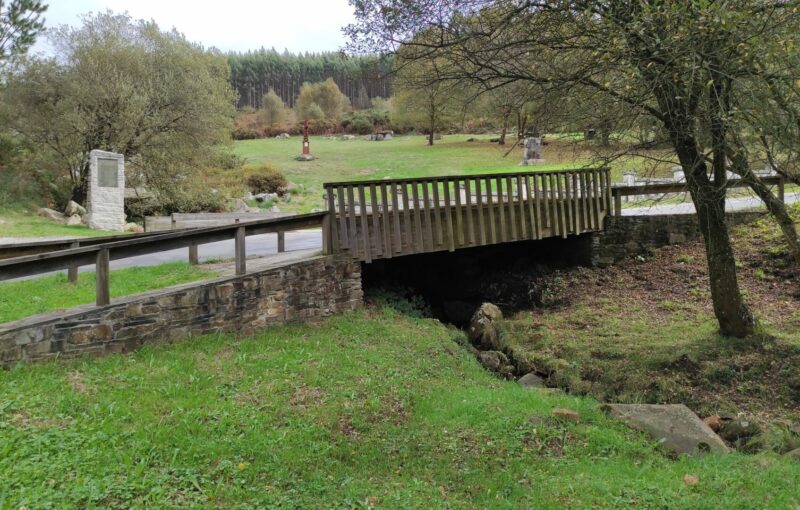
[361,234,594,327]
[361,235,594,380]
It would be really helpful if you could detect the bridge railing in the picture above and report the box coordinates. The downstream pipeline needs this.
[323,168,612,262]
[610,175,786,216]
[0,212,328,306]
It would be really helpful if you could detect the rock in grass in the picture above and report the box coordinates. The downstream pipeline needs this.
[478,350,514,376]
[786,448,800,461]
[468,302,503,350]
[66,214,83,226]
[718,416,761,443]
[602,403,729,455]
[518,373,545,389]
[38,207,65,222]
[552,408,581,422]
[64,200,86,217]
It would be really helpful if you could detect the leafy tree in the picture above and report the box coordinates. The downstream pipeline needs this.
[0,0,46,64]
[348,1,800,337]
[260,88,285,125]
[3,12,236,205]
[295,78,350,121]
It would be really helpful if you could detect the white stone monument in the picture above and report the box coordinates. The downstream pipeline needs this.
[86,150,125,231]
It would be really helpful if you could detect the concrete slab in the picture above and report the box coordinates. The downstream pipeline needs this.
[602,403,729,455]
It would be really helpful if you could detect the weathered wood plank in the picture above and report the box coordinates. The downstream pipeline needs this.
[369,183,382,258]
[336,187,348,251]
[464,179,475,245]
[379,182,392,258]
[358,185,372,262]
[506,176,517,240]
[517,174,528,239]
[442,181,455,251]
[68,241,80,282]
[556,172,567,238]
[95,248,110,306]
[496,176,507,242]
[475,178,486,245]
[235,226,246,275]
[454,179,464,247]
[391,183,402,253]
[422,180,434,251]
[411,181,424,253]
[431,180,444,248]
[533,174,542,239]
[402,182,413,254]
[485,177,497,244]
[563,172,573,235]
[346,186,359,255]
[326,187,340,253]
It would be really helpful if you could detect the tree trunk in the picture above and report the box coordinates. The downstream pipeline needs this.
[676,140,755,337]
[730,150,800,265]
[428,106,435,146]
[71,161,90,206]
[499,115,508,145]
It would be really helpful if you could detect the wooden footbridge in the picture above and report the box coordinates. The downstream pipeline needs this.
[324,168,612,262]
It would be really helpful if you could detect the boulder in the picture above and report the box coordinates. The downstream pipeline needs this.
[64,200,87,217]
[38,208,66,222]
[66,214,83,226]
[602,403,729,455]
[518,373,546,389]
[477,350,514,376]
[295,154,316,161]
[786,448,800,461]
[703,415,722,433]
[468,303,504,351]
[232,199,250,212]
[383,133,393,140]
[276,132,290,139]
[341,134,355,140]
[255,192,278,203]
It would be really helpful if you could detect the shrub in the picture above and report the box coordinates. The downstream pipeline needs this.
[246,165,288,195]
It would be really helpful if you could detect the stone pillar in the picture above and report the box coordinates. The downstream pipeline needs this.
[622,170,637,186]
[86,150,125,231]
[521,137,545,166]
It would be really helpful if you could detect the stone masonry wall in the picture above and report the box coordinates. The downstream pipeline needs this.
[0,255,362,366]
[591,212,764,266]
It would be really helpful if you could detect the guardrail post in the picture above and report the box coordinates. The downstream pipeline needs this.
[277,231,285,253]
[96,248,110,306]
[67,241,79,283]
[322,213,331,254]
[778,177,785,203]
[188,242,199,265]
[235,226,246,275]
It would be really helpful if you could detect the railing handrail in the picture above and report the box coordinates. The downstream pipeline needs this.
[322,167,609,188]
[0,211,329,284]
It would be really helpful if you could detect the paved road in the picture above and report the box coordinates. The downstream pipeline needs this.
[622,191,800,216]
[6,191,799,281]
[7,229,323,281]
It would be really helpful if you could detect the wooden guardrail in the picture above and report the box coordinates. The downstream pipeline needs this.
[324,168,612,262]
[0,212,329,306]
[610,175,786,216]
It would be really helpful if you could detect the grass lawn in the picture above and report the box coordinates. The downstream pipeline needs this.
[231,135,671,213]
[0,210,118,239]
[0,262,216,324]
[0,307,798,508]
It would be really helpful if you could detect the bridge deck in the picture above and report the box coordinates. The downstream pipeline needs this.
[324,168,611,262]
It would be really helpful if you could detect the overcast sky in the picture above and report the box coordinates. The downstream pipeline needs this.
[33,0,356,55]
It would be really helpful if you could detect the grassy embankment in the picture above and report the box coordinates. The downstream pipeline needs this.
[0,305,798,508]
[501,207,800,443]
[0,210,118,239]
[0,262,217,325]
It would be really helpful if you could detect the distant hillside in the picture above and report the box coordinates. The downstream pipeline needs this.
[228,49,393,109]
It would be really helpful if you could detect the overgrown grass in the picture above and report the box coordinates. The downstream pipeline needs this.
[0,210,118,239]
[1,308,798,508]
[0,262,216,324]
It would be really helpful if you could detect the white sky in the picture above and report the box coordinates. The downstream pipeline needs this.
[33,0,355,55]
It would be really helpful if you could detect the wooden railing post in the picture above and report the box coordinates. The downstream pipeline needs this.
[95,248,110,306]
[277,231,285,253]
[322,213,331,254]
[235,226,246,275]
[778,176,785,203]
[188,242,199,265]
[67,241,79,283]
[614,190,622,217]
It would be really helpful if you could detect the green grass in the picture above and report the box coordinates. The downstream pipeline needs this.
[0,308,797,508]
[0,211,119,239]
[0,262,216,324]
[230,135,598,213]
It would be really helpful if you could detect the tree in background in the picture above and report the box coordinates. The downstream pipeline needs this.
[348,1,800,337]
[0,0,46,65]
[260,88,286,126]
[3,12,236,206]
[295,78,350,121]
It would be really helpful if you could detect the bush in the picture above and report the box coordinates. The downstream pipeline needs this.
[246,165,288,195]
